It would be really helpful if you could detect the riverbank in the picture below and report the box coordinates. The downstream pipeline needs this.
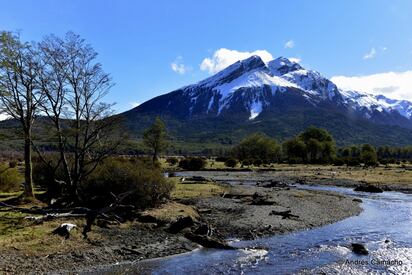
[0,174,362,274]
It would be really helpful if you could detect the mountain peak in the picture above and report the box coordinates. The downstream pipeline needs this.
[268,56,303,76]
[197,55,266,88]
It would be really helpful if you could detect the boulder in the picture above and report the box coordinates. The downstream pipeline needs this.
[353,198,363,203]
[257,180,288,188]
[351,243,369,255]
[354,185,383,193]
[166,216,194,234]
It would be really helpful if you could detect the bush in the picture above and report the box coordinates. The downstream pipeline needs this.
[80,158,174,209]
[8,160,17,168]
[345,157,361,166]
[379,159,388,165]
[333,158,345,166]
[232,133,281,162]
[242,159,251,166]
[253,159,263,166]
[178,157,206,171]
[166,157,179,166]
[224,157,237,168]
[0,163,23,192]
[215,156,228,162]
[32,154,69,198]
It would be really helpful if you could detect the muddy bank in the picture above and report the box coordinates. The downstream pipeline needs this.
[0,180,362,274]
[182,185,362,240]
[0,224,198,274]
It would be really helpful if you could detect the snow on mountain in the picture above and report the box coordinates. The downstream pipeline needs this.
[169,55,412,123]
[183,56,343,120]
[340,90,412,119]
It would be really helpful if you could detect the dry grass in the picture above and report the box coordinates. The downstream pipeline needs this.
[268,163,412,186]
[0,209,100,256]
[141,201,199,223]
[170,177,227,200]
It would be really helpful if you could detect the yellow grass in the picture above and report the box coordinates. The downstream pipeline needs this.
[141,201,200,223]
[0,210,100,256]
[170,177,227,200]
[267,163,412,186]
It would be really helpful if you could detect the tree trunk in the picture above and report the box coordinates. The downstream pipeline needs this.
[153,148,158,164]
[23,135,35,198]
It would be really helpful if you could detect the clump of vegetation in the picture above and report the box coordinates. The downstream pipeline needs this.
[143,117,169,163]
[224,157,237,168]
[0,163,23,192]
[178,157,206,171]
[360,144,378,166]
[337,144,378,166]
[80,157,174,209]
[283,126,336,164]
[232,133,281,163]
[166,157,179,166]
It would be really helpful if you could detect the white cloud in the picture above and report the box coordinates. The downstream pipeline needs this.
[288,57,301,63]
[130,102,140,108]
[363,47,377,59]
[284,40,295,49]
[331,70,412,101]
[200,48,274,74]
[171,56,191,75]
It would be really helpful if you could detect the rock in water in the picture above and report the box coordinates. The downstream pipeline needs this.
[351,243,369,255]
[52,223,77,239]
[257,180,289,188]
[354,185,383,193]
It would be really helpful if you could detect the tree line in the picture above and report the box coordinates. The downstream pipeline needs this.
[227,126,410,166]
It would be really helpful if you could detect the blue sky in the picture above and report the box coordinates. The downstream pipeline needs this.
[1,0,412,113]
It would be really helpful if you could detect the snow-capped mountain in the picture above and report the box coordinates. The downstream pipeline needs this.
[340,90,412,120]
[122,56,412,146]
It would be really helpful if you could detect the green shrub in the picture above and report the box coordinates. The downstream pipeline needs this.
[242,159,251,166]
[224,157,237,168]
[32,154,69,197]
[166,157,179,166]
[253,159,263,166]
[215,156,228,162]
[232,133,281,162]
[379,159,388,165]
[333,158,345,166]
[80,158,174,209]
[8,161,17,168]
[0,163,23,192]
[345,157,361,166]
[178,157,206,171]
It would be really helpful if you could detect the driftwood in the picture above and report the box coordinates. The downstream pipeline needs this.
[25,213,86,223]
[0,191,136,239]
[184,232,236,250]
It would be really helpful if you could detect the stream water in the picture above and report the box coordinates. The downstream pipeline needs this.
[99,172,412,274]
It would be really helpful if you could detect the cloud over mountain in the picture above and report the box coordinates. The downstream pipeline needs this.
[200,48,273,74]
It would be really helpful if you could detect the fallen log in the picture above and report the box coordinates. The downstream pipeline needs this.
[24,213,86,223]
[184,233,236,250]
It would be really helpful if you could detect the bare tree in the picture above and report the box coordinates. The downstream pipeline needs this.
[0,31,43,198]
[36,32,123,202]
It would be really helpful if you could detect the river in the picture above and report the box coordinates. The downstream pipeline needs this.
[93,172,412,274]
